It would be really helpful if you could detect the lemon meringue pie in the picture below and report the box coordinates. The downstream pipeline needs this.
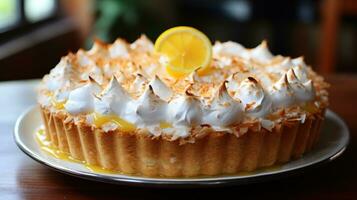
[38,30,329,177]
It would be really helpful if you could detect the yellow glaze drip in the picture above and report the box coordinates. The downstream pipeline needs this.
[159,121,173,129]
[47,92,66,109]
[84,164,117,174]
[36,128,81,163]
[93,113,136,132]
[36,128,118,174]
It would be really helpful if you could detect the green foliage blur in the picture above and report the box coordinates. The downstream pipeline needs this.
[92,0,171,44]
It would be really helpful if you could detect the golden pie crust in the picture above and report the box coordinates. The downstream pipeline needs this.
[40,106,325,177]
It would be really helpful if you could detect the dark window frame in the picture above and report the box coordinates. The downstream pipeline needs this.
[0,0,63,44]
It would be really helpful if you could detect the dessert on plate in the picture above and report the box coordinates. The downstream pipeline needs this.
[37,27,329,177]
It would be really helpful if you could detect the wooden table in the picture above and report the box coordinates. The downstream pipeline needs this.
[1,75,356,199]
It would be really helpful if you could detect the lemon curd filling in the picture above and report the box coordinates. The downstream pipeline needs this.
[93,113,172,130]
[46,92,66,109]
[159,121,173,129]
[51,98,66,109]
[93,113,136,132]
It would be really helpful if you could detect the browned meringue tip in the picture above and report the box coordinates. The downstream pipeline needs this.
[113,38,129,45]
[183,83,202,100]
[260,40,268,48]
[153,75,162,81]
[217,80,230,97]
[136,73,145,78]
[147,84,154,92]
[88,76,97,83]
[247,76,258,84]
[295,56,305,62]
[93,93,102,100]
[277,73,289,85]
[112,75,119,81]
[287,68,299,82]
[109,75,121,86]
[131,34,153,48]
[66,52,77,59]
[187,68,201,83]
[137,34,151,41]
[92,37,108,48]
[88,76,101,87]
[227,71,241,82]
[184,85,196,97]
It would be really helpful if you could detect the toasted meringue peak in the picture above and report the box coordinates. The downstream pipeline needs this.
[266,58,294,74]
[168,94,202,126]
[250,41,274,63]
[235,77,272,117]
[65,80,101,115]
[135,85,167,125]
[45,57,74,91]
[130,35,154,52]
[130,73,148,94]
[94,76,131,116]
[280,58,293,68]
[216,81,230,99]
[270,73,295,108]
[102,76,127,96]
[88,39,108,56]
[109,39,129,58]
[186,68,201,83]
[115,72,126,84]
[88,75,97,83]
[286,68,300,84]
[213,41,245,57]
[84,65,104,84]
[226,72,241,91]
[77,50,95,67]
[149,76,172,101]
[287,69,315,102]
[292,65,309,83]
[182,82,196,96]
[292,57,307,68]
[203,81,244,127]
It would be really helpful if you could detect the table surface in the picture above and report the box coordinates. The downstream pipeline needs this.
[1,75,356,199]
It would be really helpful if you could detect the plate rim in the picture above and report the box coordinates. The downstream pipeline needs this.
[14,105,350,187]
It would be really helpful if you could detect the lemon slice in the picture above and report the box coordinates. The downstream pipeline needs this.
[155,26,212,78]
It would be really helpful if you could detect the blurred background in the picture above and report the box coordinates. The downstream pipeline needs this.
[0,0,356,80]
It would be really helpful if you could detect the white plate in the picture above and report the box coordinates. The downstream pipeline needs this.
[14,106,349,187]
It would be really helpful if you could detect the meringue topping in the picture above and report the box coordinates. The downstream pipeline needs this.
[203,82,244,127]
[109,39,129,58]
[249,41,274,63]
[168,92,202,127]
[234,77,272,117]
[94,76,130,116]
[269,73,295,108]
[65,78,101,115]
[38,37,327,138]
[135,85,167,125]
[287,69,315,102]
[149,76,172,101]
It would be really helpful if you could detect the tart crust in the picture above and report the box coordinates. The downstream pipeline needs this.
[40,106,325,177]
